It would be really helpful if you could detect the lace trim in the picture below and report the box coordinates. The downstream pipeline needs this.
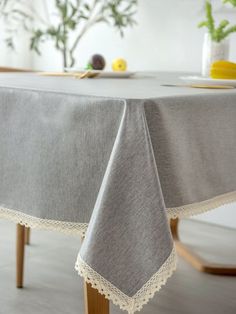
[1,191,236,236]
[75,247,177,314]
[167,190,236,219]
[2,192,236,312]
[0,206,88,237]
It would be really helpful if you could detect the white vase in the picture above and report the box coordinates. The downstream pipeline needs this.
[201,33,229,77]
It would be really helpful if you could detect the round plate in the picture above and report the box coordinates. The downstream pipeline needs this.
[180,76,236,87]
[64,68,135,78]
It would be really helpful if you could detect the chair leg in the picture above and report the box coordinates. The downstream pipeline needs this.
[84,282,109,314]
[171,218,236,275]
[25,227,31,245]
[16,224,25,288]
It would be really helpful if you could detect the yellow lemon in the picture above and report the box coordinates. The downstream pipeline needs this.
[112,58,127,72]
[210,60,236,79]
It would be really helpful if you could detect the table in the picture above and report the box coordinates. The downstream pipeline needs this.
[0,72,236,314]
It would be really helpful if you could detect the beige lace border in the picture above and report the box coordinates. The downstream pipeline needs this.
[0,206,88,237]
[1,191,235,236]
[0,191,236,237]
[167,190,236,219]
[75,247,177,314]
[1,191,236,313]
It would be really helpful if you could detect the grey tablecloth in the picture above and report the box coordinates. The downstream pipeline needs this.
[0,72,236,313]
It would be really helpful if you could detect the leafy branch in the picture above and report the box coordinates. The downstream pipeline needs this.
[0,0,138,68]
[198,0,236,42]
[223,0,236,6]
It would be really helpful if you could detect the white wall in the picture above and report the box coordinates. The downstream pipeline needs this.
[2,1,236,71]
[0,0,235,228]
[1,1,236,71]
[31,0,236,72]
[0,21,33,69]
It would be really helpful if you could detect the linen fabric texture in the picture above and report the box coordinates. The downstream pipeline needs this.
[0,73,236,313]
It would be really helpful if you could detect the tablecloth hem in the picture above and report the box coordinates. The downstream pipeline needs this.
[75,247,177,314]
[0,206,88,237]
[1,190,235,238]
[167,190,236,219]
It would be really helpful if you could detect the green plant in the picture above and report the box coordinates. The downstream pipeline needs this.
[0,0,138,68]
[198,0,236,42]
[223,0,236,6]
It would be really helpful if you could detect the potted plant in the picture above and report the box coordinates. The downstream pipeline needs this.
[0,0,138,69]
[198,0,236,76]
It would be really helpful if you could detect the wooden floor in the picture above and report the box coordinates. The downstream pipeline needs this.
[0,219,235,314]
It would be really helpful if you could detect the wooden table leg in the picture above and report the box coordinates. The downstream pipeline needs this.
[16,224,25,288]
[84,282,109,314]
[25,227,31,245]
[171,218,236,275]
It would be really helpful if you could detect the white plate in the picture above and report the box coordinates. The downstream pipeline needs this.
[64,68,135,78]
[180,75,236,87]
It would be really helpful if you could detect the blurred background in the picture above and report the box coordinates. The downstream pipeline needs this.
[0,0,236,72]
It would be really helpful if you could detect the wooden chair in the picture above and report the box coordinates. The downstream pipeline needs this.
[16,224,109,314]
[16,219,236,314]
[0,65,32,281]
[171,218,236,275]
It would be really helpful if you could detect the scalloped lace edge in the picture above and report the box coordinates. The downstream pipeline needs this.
[0,206,88,237]
[167,190,236,219]
[1,191,235,237]
[75,247,177,314]
[1,191,235,312]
